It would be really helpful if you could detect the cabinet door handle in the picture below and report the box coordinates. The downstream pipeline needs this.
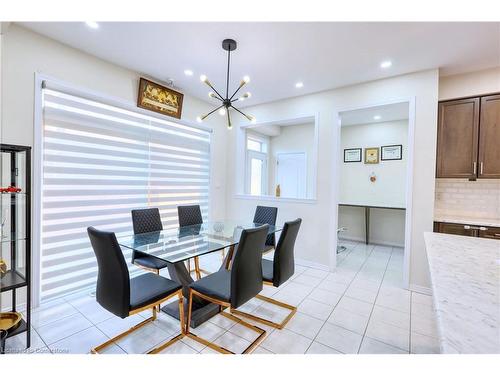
[479,227,487,231]
[464,225,471,229]
[480,162,484,175]
[473,162,477,174]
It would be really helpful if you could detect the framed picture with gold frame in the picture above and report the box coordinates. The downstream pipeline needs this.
[364,147,379,164]
[137,77,184,119]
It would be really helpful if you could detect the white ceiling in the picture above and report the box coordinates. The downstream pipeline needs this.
[18,22,500,106]
[340,102,409,126]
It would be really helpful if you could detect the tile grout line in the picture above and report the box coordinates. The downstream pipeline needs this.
[355,245,396,353]
[303,242,377,353]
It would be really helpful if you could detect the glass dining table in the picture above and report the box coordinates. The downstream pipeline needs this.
[118,221,282,328]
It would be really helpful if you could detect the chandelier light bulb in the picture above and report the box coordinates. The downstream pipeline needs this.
[208,92,217,98]
[243,75,250,83]
[243,92,252,99]
[200,75,208,83]
[218,108,227,116]
[196,116,203,123]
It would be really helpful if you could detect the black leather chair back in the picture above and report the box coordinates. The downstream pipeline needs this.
[273,218,302,287]
[178,205,203,227]
[230,225,268,309]
[131,208,163,235]
[87,227,130,318]
[253,206,278,248]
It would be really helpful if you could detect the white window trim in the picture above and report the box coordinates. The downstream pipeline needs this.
[236,114,319,203]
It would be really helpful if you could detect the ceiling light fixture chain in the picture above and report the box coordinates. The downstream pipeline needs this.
[197,38,255,129]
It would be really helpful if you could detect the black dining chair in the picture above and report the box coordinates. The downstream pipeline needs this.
[177,205,209,280]
[87,227,185,354]
[131,208,169,275]
[185,225,269,354]
[253,205,278,253]
[232,218,302,329]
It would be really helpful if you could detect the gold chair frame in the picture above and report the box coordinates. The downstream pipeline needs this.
[91,289,185,354]
[185,288,266,354]
[231,281,297,329]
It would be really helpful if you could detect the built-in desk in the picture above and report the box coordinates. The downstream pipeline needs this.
[338,203,406,244]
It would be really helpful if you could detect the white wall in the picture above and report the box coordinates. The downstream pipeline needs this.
[339,120,408,247]
[1,24,228,220]
[340,120,408,207]
[339,206,406,247]
[268,122,315,197]
[439,66,500,100]
[0,25,228,309]
[226,69,439,290]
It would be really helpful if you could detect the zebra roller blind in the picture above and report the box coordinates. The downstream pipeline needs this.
[41,85,211,301]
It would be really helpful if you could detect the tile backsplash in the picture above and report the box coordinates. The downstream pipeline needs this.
[435,179,500,219]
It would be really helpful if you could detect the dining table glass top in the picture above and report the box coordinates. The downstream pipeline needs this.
[118,221,282,264]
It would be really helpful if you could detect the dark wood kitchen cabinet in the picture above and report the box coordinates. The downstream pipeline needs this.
[478,94,500,178]
[478,225,500,240]
[434,221,500,240]
[433,222,477,237]
[436,93,500,179]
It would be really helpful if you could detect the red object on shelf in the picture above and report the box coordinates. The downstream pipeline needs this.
[0,186,22,193]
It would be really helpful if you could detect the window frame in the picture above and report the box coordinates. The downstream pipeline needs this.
[33,74,213,306]
[244,132,269,195]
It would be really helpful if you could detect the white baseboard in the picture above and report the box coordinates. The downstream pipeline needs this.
[409,284,433,296]
[339,235,404,248]
[295,258,330,271]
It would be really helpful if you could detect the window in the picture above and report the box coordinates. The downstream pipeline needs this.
[245,134,268,195]
[40,86,211,301]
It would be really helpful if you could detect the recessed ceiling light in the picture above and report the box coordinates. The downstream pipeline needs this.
[184,69,193,76]
[373,115,382,120]
[295,82,304,88]
[380,60,392,69]
[85,21,99,29]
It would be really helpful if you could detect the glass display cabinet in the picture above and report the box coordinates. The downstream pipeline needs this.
[0,144,31,353]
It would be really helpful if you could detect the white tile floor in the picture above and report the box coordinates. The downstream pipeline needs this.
[5,240,441,354]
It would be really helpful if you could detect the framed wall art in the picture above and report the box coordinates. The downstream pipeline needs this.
[381,144,403,161]
[364,147,379,164]
[344,148,362,162]
[137,77,184,119]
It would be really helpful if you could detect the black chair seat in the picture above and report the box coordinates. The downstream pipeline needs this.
[130,273,181,311]
[262,259,274,282]
[133,254,169,270]
[189,270,231,302]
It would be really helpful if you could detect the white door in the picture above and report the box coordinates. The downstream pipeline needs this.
[276,152,307,198]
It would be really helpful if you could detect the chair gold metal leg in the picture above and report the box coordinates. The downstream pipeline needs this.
[194,257,202,280]
[185,289,267,354]
[91,290,185,354]
[231,294,297,329]
[91,314,154,353]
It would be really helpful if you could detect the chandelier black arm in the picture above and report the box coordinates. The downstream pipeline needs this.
[231,105,252,121]
[229,82,245,101]
[201,104,225,120]
[204,81,225,101]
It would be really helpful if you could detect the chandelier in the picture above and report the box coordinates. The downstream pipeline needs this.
[196,39,255,129]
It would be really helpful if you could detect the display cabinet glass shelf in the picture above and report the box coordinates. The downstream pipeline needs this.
[0,144,31,354]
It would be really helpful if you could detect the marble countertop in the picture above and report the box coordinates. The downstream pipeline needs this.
[434,214,500,228]
[424,232,500,354]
